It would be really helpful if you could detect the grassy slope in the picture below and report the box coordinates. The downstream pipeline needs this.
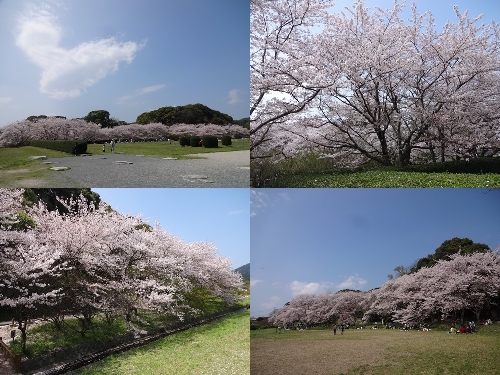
[251,324,500,375]
[75,310,250,375]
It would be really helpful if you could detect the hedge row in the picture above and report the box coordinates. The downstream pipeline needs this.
[395,157,500,174]
[30,140,88,154]
[179,136,233,148]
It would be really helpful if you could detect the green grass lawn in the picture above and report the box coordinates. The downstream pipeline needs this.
[0,146,74,186]
[75,309,250,375]
[252,154,500,187]
[275,170,500,187]
[88,138,249,158]
[251,324,500,375]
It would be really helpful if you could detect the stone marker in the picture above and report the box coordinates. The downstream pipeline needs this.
[29,156,47,160]
[50,166,69,171]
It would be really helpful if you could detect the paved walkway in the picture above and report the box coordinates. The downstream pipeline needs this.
[44,150,250,187]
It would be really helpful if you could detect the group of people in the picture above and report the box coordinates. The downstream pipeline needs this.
[449,321,476,334]
[102,139,116,153]
[332,324,345,335]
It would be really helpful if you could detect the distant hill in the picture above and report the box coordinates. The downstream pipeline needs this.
[235,263,250,283]
[136,103,237,126]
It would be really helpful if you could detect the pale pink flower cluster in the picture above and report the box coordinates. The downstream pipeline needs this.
[251,0,500,165]
[269,251,500,326]
[0,191,244,349]
[0,118,249,146]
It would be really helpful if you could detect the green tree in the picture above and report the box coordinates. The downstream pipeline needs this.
[84,110,118,128]
[411,237,490,273]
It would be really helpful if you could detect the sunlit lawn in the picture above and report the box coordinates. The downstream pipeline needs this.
[276,170,500,188]
[86,138,249,158]
[0,146,72,186]
[251,324,500,375]
[75,310,250,375]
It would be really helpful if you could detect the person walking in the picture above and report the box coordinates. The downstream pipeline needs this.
[110,139,115,152]
[341,324,345,335]
[333,325,337,335]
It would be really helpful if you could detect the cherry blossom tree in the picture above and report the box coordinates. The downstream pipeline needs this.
[269,290,366,326]
[0,190,244,349]
[250,0,334,158]
[364,250,500,325]
[269,251,500,329]
[251,0,500,165]
[0,117,249,147]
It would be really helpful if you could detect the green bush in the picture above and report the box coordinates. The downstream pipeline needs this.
[179,136,190,146]
[30,140,87,154]
[221,135,232,146]
[400,157,500,174]
[190,136,202,147]
[202,136,219,148]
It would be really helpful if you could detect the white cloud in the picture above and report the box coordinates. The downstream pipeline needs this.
[261,295,282,310]
[16,3,144,99]
[290,281,334,296]
[250,279,262,287]
[228,210,243,216]
[117,84,166,104]
[0,97,13,104]
[250,189,291,218]
[227,89,243,105]
[250,189,268,217]
[289,276,367,296]
[337,275,367,290]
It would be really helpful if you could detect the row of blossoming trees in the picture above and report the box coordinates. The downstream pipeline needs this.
[269,251,500,328]
[0,118,249,147]
[0,189,244,352]
[251,0,500,165]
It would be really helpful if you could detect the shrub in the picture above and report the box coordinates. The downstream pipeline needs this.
[221,135,232,146]
[179,136,190,146]
[202,136,219,148]
[190,136,202,147]
[30,140,87,154]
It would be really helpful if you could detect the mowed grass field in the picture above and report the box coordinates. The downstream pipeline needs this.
[74,309,250,375]
[86,138,249,158]
[251,324,500,375]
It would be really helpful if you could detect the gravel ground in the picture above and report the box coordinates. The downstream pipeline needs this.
[44,150,250,187]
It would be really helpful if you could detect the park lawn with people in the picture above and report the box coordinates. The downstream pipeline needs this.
[251,324,500,375]
[88,138,249,158]
[0,139,249,187]
[75,308,250,375]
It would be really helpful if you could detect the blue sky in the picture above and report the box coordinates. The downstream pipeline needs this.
[329,0,499,26]
[0,0,249,127]
[92,188,250,269]
[250,189,500,317]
